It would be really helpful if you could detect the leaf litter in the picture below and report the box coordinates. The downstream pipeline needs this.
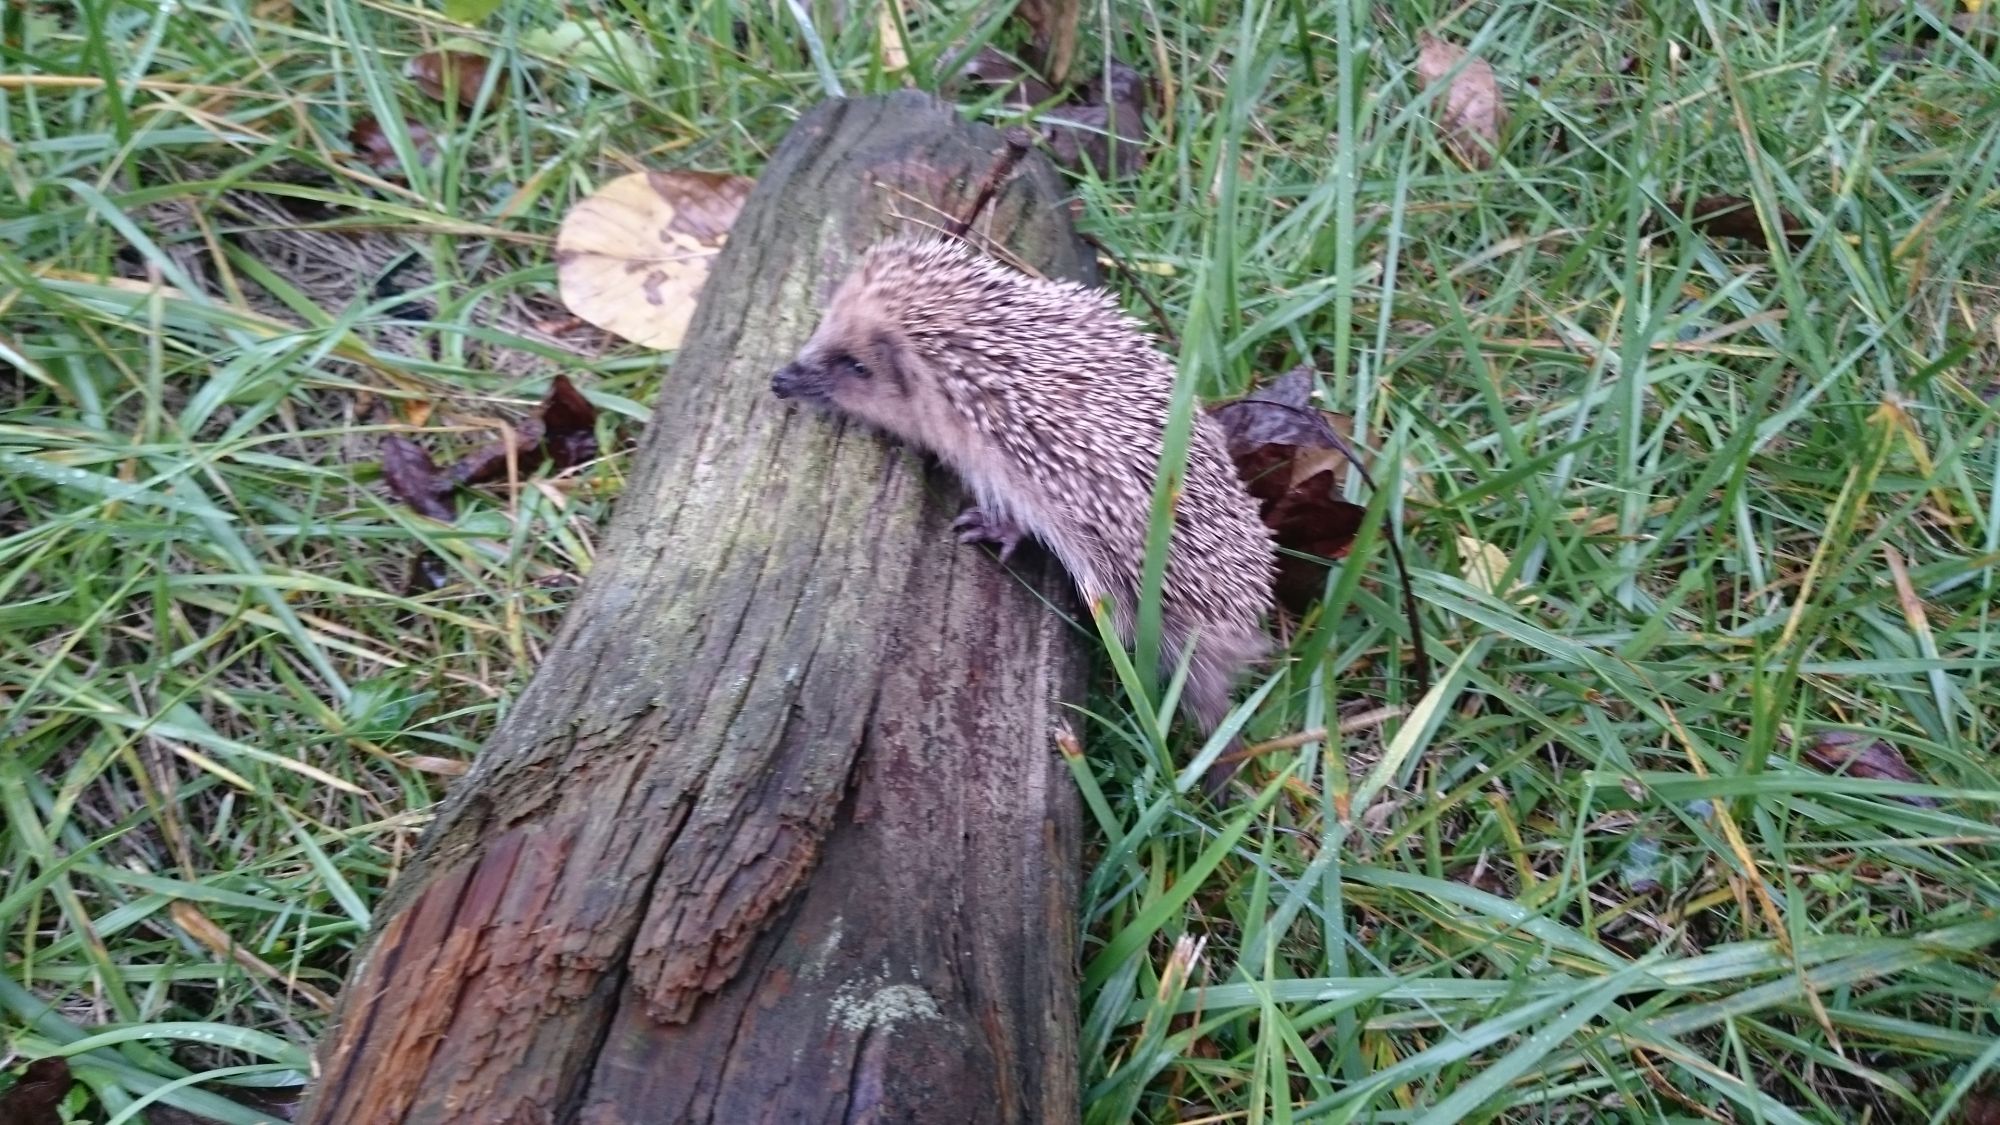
[1209,366,1368,616]
[379,374,603,526]
[555,170,754,351]
[406,48,497,109]
[1414,34,1506,169]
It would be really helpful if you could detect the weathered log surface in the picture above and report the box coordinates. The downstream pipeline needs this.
[298,91,1094,1125]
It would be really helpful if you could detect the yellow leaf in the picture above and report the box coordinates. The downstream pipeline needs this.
[1458,534,1535,604]
[555,170,754,351]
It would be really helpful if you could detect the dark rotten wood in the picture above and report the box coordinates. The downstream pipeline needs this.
[298,91,1093,1125]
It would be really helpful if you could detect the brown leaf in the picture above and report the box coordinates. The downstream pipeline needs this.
[0,1057,71,1125]
[1210,366,1349,458]
[947,45,1057,109]
[379,434,456,521]
[1079,58,1151,110]
[556,170,754,350]
[539,373,600,471]
[1042,101,1148,179]
[450,424,539,488]
[1265,471,1367,613]
[449,375,600,486]
[1414,35,1506,169]
[1015,0,1080,87]
[406,49,495,109]
[1211,367,1368,615]
[348,114,436,173]
[1041,61,1151,179]
[1958,1088,2000,1125]
[1656,194,1810,251]
[1799,731,1938,807]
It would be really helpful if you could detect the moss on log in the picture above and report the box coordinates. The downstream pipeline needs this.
[298,91,1095,1124]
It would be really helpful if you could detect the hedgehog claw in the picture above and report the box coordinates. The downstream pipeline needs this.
[952,506,1027,563]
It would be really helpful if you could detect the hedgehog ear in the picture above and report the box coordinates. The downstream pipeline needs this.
[869,330,913,394]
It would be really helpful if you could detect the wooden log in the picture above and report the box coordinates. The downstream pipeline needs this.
[298,91,1094,1124]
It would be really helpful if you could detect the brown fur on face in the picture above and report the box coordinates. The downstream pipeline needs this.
[772,237,1279,796]
[771,295,968,467]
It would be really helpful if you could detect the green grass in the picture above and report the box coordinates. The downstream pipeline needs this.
[6,0,2000,1121]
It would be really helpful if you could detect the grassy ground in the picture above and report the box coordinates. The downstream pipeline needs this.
[6,0,2000,1121]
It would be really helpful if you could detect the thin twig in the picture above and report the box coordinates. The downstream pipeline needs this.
[1218,704,1408,765]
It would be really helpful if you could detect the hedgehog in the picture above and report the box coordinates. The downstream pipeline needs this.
[770,235,1278,796]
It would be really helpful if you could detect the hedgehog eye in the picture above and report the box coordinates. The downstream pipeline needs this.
[834,354,870,379]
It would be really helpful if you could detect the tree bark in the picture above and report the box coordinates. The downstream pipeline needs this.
[299,91,1093,1125]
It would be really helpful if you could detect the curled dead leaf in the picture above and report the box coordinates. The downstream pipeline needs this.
[378,377,599,533]
[348,114,436,173]
[402,754,472,776]
[1043,99,1146,179]
[407,49,496,109]
[379,434,456,521]
[1653,194,1810,251]
[942,49,1151,178]
[452,374,602,486]
[1799,731,1938,807]
[1045,60,1150,178]
[0,1057,70,1125]
[947,45,1057,109]
[1414,34,1506,169]
[556,170,753,350]
[538,373,601,471]
[1210,366,1368,614]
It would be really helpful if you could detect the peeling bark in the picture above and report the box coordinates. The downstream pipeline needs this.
[298,92,1092,1125]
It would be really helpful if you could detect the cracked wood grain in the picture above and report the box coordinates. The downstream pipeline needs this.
[298,90,1092,1125]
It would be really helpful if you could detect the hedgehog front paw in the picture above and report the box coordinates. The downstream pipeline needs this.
[952,505,1028,564]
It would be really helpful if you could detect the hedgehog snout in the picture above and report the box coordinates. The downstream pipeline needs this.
[770,361,814,400]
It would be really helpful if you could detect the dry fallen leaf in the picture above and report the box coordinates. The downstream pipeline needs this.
[1414,34,1506,169]
[1015,0,1081,87]
[407,49,495,109]
[379,434,456,521]
[556,170,753,350]
[1457,534,1535,604]
[348,114,436,173]
[1209,367,1353,474]
[1653,194,1810,251]
[402,753,472,776]
[451,374,601,485]
[1799,731,1938,807]
[0,1057,70,1125]
[1210,366,1368,614]
[947,45,1057,109]
[1047,60,1151,179]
